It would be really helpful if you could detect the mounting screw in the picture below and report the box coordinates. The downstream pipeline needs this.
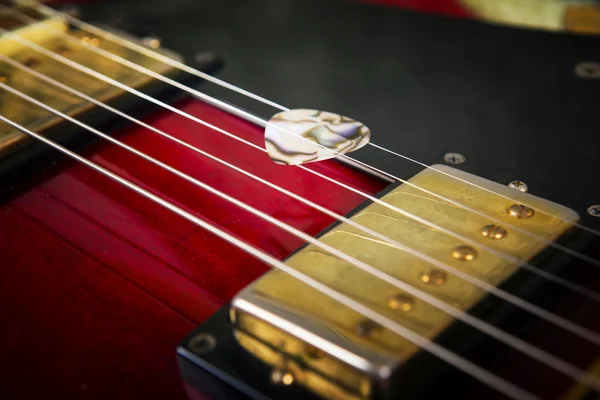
[420,269,448,285]
[481,224,507,239]
[444,152,465,165]
[81,36,100,46]
[451,246,477,261]
[271,368,294,385]
[575,62,600,79]
[508,204,534,219]
[588,205,600,217]
[387,294,414,312]
[143,36,161,49]
[508,180,528,193]
[188,333,216,355]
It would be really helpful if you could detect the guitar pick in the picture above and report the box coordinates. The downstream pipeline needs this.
[264,109,370,165]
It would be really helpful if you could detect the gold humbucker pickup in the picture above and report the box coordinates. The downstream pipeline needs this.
[0,2,180,157]
[230,165,579,400]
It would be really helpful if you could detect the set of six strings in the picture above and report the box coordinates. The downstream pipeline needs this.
[1,3,599,399]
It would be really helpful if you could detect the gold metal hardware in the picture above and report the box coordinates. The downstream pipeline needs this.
[80,35,100,46]
[419,269,448,285]
[451,246,477,261]
[0,3,182,158]
[386,294,414,312]
[480,224,507,239]
[143,36,161,49]
[508,180,528,192]
[271,368,295,386]
[565,6,600,35]
[508,204,535,219]
[234,328,367,400]
[459,0,600,35]
[231,165,579,400]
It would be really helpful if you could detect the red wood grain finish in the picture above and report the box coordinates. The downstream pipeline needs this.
[0,99,386,399]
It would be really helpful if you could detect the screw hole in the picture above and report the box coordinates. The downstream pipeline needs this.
[188,333,216,355]
[575,62,600,79]
[443,152,465,165]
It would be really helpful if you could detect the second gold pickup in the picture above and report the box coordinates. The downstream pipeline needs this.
[230,165,579,400]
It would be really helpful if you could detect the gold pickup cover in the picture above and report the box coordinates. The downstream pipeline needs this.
[231,165,579,400]
[0,3,179,157]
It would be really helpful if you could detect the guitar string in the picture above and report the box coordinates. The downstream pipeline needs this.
[22,1,600,240]
[5,5,600,272]
[1,26,599,304]
[0,115,537,400]
[3,53,600,350]
[2,81,599,393]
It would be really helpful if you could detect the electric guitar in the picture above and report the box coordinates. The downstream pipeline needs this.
[1,1,600,399]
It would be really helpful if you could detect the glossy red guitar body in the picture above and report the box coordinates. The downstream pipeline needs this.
[0,99,386,399]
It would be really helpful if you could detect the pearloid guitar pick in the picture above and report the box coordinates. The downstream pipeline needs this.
[264,109,370,165]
